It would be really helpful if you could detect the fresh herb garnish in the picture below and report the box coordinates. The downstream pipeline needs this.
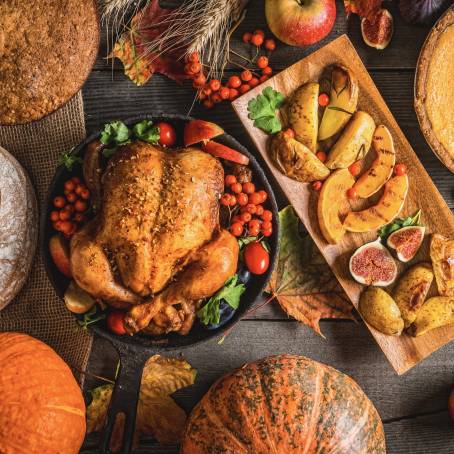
[247,87,285,134]
[100,121,131,157]
[238,236,257,249]
[133,120,160,144]
[77,306,106,330]
[378,209,422,240]
[59,149,83,171]
[327,106,354,115]
[197,275,245,326]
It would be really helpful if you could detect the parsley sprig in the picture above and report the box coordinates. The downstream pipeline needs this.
[247,87,285,134]
[197,275,245,326]
[378,209,422,241]
[77,306,106,330]
[59,149,83,171]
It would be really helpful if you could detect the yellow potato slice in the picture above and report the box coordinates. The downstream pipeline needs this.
[325,111,375,169]
[343,174,409,233]
[317,169,355,244]
[269,132,330,183]
[288,82,319,153]
[354,125,396,198]
[318,65,359,141]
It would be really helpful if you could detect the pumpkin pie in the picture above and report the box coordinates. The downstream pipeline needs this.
[0,0,99,125]
[415,6,454,172]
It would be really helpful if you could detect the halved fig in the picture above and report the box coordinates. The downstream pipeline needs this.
[387,226,425,262]
[49,235,72,278]
[361,9,393,50]
[184,120,224,146]
[202,141,249,165]
[349,239,397,286]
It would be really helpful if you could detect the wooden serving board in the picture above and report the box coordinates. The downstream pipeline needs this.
[232,35,454,375]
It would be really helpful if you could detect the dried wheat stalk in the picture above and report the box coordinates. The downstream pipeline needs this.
[101,0,248,79]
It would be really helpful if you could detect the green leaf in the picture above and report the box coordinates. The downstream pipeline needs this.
[247,87,285,134]
[238,236,257,250]
[59,150,83,171]
[100,121,131,146]
[133,120,160,144]
[378,209,422,240]
[77,305,106,330]
[197,275,245,325]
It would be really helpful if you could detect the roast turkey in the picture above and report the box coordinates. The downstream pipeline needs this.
[70,141,239,335]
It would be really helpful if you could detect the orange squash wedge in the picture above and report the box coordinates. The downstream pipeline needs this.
[317,169,355,244]
[344,174,409,233]
[354,125,395,198]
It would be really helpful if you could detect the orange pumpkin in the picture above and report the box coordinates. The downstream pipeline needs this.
[181,355,386,453]
[0,332,86,454]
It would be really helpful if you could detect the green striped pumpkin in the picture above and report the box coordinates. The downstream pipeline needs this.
[181,355,385,453]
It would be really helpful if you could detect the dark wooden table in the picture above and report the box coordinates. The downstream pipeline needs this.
[81,1,454,452]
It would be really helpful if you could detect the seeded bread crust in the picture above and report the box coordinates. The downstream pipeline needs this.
[0,0,99,125]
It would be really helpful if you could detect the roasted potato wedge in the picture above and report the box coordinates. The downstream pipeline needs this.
[288,82,319,153]
[354,125,396,198]
[317,169,355,244]
[409,296,454,337]
[392,263,434,328]
[359,287,404,336]
[269,132,330,183]
[344,175,409,233]
[430,234,454,296]
[318,65,359,141]
[325,111,375,169]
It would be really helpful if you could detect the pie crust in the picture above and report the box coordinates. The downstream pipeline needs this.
[415,6,454,173]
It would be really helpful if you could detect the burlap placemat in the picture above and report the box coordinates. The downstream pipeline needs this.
[0,93,92,383]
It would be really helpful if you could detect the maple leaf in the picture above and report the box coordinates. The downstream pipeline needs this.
[344,0,382,20]
[86,355,196,451]
[112,0,189,86]
[268,206,354,337]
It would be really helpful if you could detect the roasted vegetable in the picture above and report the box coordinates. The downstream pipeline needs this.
[269,132,330,183]
[354,125,395,198]
[344,175,409,233]
[317,169,355,244]
[288,82,319,153]
[325,111,375,169]
[359,287,404,336]
[392,263,434,328]
[318,65,359,141]
[409,296,454,337]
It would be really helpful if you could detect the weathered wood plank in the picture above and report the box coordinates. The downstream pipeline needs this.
[81,69,454,209]
[84,321,454,422]
[94,0,432,72]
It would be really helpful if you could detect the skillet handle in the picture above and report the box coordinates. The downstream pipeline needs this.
[100,344,150,454]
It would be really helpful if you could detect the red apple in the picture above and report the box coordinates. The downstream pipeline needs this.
[184,120,224,146]
[265,0,336,47]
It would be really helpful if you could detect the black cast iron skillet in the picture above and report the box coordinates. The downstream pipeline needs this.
[41,114,279,454]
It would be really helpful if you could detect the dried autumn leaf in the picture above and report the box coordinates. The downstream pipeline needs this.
[268,206,354,336]
[112,0,189,86]
[343,0,382,19]
[86,355,196,451]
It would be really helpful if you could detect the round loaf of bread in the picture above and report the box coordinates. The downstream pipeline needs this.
[0,147,38,310]
[0,0,99,125]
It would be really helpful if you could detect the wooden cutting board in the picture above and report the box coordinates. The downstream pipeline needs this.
[232,35,454,375]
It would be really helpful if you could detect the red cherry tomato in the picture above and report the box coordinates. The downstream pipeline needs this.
[156,122,177,147]
[261,210,273,222]
[257,56,269,69]
[265,39,276,51]
[225,175,237,186]
[107,311,127,335]
[394,163,407,176]
[242,182,255,194]
[244,241,270,275]
[347,187,358,200]
[312,181,322,191]
[230,182,243,194]
[348,161,362,176]
[249,192,262,205]
[316,151,327,162]
[318,93,330,106]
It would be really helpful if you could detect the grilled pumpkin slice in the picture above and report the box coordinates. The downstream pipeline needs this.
[343,174,409,233]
